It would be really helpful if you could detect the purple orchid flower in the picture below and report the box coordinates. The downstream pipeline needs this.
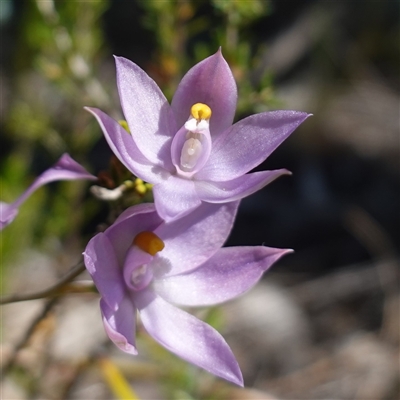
[85,49,310,222]
[83,200,291,386]
[0,153,96,230]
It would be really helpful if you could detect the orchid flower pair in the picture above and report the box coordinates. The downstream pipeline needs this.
[83,50,309,386]
[1,50,309,386]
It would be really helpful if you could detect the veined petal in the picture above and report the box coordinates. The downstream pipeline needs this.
[171,49,237,140]
[101,297,138,355]
[135,290,243,386]
[152,176,202,222]
[153,201,239,277]
[85,107,165,184]
[155,246,292,307]
[196,169,290,203]
[115,56,176,170]
[197,111,311,181]
[0,153,96,230]
[83,233,124,311]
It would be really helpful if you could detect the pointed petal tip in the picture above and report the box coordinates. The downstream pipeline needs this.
[226,367,244,387]
[83,106,96,114]
[103,328,139,356]
[302,112,313,121]
[283,248,295,255]
[113,55,126,66]
[268,247,294,258]
[284,110,312,121]
[257,246,294,262]
[226,373,244,387]
[282,168,292,176]
[119,342,139,356]
[109,333,139,356]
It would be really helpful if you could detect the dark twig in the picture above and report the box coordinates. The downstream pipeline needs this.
[0,260,87,305]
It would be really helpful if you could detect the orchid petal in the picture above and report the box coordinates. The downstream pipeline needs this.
[0,153,96,230]
[0,202,19,230]
[152,176,202,222]
[113,202,157,224]
[135,290,243,386]
[85,107,165,183]
[154,201,239,277]
[155,246,292,307]
[115,56,176,170]
[197,111,310,181]
[101,297,138,355]
[171,49,237,140]
[196,169,290,203]
[83,233,124,311]
[105,204,163,267]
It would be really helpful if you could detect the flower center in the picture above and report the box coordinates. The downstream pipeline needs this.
[133,231,165,256]
[172,103,212,176]
[180,133,203,170]
[131,264,149,286]
[123,231,164,291]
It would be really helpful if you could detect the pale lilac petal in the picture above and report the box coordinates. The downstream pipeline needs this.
[15,153,96,208]
[197,111,311,181]
[154,201,239,277]
[152,176,202,222]
[0,202,19,229]
[196,169,290,203]
[85,107,166,183]
[40,153,96,183]
[101,297,138,355]
[113,202,157,224]
[171,49,237,140]
[83,233,124,311]
[155,246,292,307]
[135,290,243,386]
[105,204,163,266]
[0,153,96,230]
[115,56,176,170]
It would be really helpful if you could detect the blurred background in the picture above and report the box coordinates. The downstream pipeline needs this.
[1,0,399,399]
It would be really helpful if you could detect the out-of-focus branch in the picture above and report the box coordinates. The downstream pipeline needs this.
[1,297,59,375]
[0,260,94,305]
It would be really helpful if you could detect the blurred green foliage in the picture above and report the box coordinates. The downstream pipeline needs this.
[2,0,108,264]
[138,0,279,114]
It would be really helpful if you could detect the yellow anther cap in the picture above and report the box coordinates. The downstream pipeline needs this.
[191,103,212,120]
[133,231,165,256]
